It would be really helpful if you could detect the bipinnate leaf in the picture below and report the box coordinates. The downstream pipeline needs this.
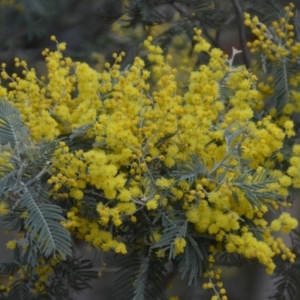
[22,188,72,259]
[0,99,29,148]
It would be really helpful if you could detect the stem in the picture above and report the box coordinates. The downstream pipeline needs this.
[214,0,221,46]
[227,47,243,70]
[231,0,251,68]
[208,276,221,300]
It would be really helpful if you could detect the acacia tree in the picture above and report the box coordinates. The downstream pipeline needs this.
[1,1,300,300]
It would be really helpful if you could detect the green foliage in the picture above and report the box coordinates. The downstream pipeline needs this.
[0,97,29,147]
[0,99,81,299]
[269,230,300,300]
[177,234,209,285]
[113,251,166,300]
[0,99,71,261]
[0,252,98,300]
[172,154,206,185]
[0,0,57,49]
[231,170,285,208]
[249,3,300,113]
[98,0,231,65]
[4,280,31,300]
[22,191,71,259]
[48,257,99,294]
[151,211,188,260]
[262,53,299,112]
[244,0,281,23]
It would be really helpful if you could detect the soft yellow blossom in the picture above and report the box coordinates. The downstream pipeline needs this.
[146,199,158,210]
[6,240,16,249]
[156,177,172,189]
[0,201,9,215]
[0,15,299,296]
[174,237,186,255]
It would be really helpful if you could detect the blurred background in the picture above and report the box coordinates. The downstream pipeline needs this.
[0,0,297,76]
[1,0,300,299]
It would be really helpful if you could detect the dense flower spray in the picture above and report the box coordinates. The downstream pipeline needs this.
[0,4,300,299]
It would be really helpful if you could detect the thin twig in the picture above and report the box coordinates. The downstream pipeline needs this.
[231,0,251,68]
[214,0,221,46]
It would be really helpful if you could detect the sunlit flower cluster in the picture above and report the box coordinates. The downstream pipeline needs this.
[0,18,299,299]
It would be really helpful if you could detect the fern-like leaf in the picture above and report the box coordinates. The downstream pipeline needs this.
[268,260,300,300]
[230,170,284,208]
[269,230,300,299]
[294,10,300,42]
[244,0,281,23]
[273,59,291,112]
[5,280,32,300]
[152,211,188,259]
[0,99,29,148]
[172,154,206,185]
[114,251,166,300]
[21,189,72,260]
[177,234,208,285]
[0,170,18,197]
[52,257,98,291]
[0,208,23,231]
[215,251,245,268]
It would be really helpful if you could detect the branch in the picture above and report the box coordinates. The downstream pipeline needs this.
[231,0,251,69]
[214,0,221,46]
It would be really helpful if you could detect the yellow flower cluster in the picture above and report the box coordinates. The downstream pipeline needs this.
[0,23,299,297]
[244,3,300,114]
[0,253,58,296]
[202,266,228,300]
[287,144,300,187]
[31,258,56,295]
[245,3,296,60]
[61,206,127,253]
